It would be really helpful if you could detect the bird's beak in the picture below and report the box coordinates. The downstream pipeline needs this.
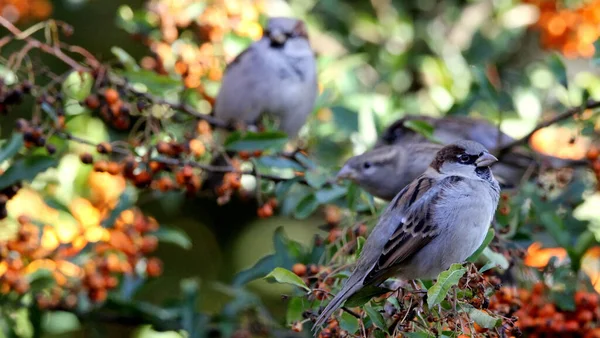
[476,152,498,167]
[336,165,357,182]
[269,29,287,45]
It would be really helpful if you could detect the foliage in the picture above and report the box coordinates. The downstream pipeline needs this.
[0,0,599,338]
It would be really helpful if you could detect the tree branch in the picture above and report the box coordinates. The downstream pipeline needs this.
[497,99,600,156]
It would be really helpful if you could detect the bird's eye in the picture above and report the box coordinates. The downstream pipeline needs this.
[363,162,372,169]
[459,154,471,163]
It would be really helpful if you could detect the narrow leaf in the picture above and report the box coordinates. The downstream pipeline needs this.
[0,155,58,190]
[427,263,467,308]
[264,267,309,292]
[293,193,319,220]
[232,254,275,287]
[364,305,386,330]
[224,131,288,151]
[0,133,24,163]
[151,226,192,250]
[548,53,568,88]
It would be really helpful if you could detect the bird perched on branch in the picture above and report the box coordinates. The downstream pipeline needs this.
[314,141,500,331]
[213,17,318,138]
[337,115,587,200]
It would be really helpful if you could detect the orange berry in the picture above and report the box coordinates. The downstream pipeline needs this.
[140,235,158,254]
[93,160,108,172]
[84,95,100,109]
[156,141,173,156]
[291,321,303,332]
[539,303,556,317]
[267,198,278,208]
[146,257,163,277]
[587,147,599,161]
[80,152,94,164]
[105,276,118,289]
[253,150,263,157]
[565,320,579,331]
[196,120,211,135]
[106,162,122,175]
[13,278,29,295]
[327,228,342,243]
[324,205,341,225]
[238,151,251,160]
[474,322,488,333]
[156,177,175,192]
[133,171,153,188]
[89,288,107,302]
[189,139,206,157]
[104,88,119,105]
[258,204,273,218]
[292,263,307,277]
[577,309,594,323]
[96,142,112,154]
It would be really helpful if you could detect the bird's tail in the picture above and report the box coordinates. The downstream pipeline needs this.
[312,279,362,333]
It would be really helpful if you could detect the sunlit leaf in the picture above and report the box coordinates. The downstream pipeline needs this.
[0,155,59,190]
[465,307,501,329]
[0,133,24,163]
[264,267,309,292]
[62,71,93,102]
[305,170,328,189]
[111,46,140,71]
[427,263,467,308]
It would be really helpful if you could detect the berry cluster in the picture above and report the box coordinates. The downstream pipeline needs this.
[0,80,31,116]
[512,283,600,337]
[0,182,22,220]
[526,0,600,58]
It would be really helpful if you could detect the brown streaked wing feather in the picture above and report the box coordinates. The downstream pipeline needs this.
[364,175,460,284]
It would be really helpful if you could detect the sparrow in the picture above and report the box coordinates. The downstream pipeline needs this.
[376,115,587,169]
[213,17,318,138]
[336,142,443,200]
[314,140,500,330]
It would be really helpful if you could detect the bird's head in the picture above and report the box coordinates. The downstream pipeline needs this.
[431,140,498,180]
[263,17,308,47]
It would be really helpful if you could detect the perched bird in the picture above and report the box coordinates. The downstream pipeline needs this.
[314,141,500,330]
[336,142,443,200]
[376,115,513,150]
[213,17,318,138]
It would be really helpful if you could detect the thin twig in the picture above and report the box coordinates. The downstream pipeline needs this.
[497,99,600,156]
[0,16,90,72]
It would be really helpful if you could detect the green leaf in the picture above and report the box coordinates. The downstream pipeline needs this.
[482,247,509,270]
[364,305,386,330]
[315,186,347,203]
[151,226,192,250]
[264,267,309,292]
[275,177,301,200]
[466,307,501,329]
[467,228,495,262]
[305,170,328,189]
[345,285,389,308]
[548,53,568,88]
[331,106,359,133]
[111,46,140,71]
[427,263,467,308]
[593,39,600,67]
[27,269,55,291]
[0,133,24,163]
[116,69,182,96]
[293,193,319,220]
[62,71,93,102]
[0,155,58,190]
[478,260,497,273]
[355,236,366,257]
[232,254,275,287]
[286,297,305,324]
[224,131,288,151]
[340,312,359,334]
[540,212,570,248]
[256,156,304,171]
[403,333,435,338]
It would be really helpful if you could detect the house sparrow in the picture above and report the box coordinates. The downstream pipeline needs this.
[213,17,318,138]
[336,142,443,200]
[314,141,500,331]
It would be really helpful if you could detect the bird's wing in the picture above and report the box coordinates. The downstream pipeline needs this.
[363,175,462,283]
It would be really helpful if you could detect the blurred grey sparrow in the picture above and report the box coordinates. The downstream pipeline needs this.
[314,141,500,330]
[213,17,318,137]
[337,142,444,200]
